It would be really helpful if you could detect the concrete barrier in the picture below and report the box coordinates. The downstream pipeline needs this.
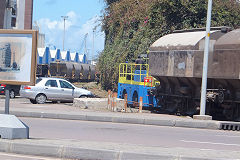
[73,98,124,111]
[175,119,220,130]
[0,139,239,160]
[0,114,29,139]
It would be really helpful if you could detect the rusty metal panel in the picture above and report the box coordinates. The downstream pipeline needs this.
[209,50,240,79]
[150,50,200,78]
[215,29,240,50]
[149,51,169,77]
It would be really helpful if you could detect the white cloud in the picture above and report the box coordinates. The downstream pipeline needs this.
[36,11,105,58]
[47,20,58,29]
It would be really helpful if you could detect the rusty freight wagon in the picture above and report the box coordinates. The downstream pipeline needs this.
[149,27,240,121]
[48,62,95,82]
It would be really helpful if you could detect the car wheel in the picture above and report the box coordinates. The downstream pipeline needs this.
[35,94,47,104]
[30,99,37,104]
[9,90,15,99]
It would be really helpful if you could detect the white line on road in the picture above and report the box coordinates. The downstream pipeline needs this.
[0,152,60,160]
[180,140,240,147]
[215,135,240,138]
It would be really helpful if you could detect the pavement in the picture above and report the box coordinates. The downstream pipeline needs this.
[0,98,240,159]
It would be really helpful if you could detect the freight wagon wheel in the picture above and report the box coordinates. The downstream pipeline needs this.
[132,91,138,107]
[185,100,199,116]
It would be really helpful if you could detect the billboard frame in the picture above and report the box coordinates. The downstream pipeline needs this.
[0,29,38,86]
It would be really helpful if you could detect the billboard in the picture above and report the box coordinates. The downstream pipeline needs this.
[0,30,37,85]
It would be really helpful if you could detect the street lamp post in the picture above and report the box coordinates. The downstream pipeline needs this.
[92,28,95,63]
[61,16,68,51]
[199,0,213,116]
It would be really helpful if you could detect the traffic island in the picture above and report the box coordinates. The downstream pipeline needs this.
[0,114,29,139]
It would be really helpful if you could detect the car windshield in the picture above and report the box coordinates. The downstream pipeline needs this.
[36,78,42,84]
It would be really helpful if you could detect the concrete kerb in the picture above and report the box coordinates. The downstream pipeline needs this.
[9,111,88,121]
[175,119,221,130]
[63,146,119,160]
[7,110,222,130]
[0,139,239,160]
[144,118,176,127]
[112,116,145,124]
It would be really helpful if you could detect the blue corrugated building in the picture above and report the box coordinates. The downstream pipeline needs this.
[37,47,87,65]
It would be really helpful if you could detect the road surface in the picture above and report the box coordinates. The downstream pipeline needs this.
[20,117,240,152]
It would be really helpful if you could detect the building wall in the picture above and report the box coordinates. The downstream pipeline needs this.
[38,33,45,48]
[0,0,33,29]
[0,1,6,28]
[16,0,25,29]
[24,0,33,29]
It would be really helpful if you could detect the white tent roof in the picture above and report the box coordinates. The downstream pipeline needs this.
[70,52,76,61]
[37,48,46,57]
[61,51,68,60]
[79,54,85,62]
[50,50,57,58]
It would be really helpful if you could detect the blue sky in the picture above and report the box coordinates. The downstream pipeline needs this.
[33,0,105,60]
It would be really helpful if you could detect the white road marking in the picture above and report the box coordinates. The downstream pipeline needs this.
[199,149,215,151]
[0,152,60,159]
[180,140,240,147]
[215,135,240,138]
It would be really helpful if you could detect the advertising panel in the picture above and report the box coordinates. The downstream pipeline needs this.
[0,30,37,85]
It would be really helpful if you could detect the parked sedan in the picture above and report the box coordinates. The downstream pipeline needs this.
[20,77,94,104]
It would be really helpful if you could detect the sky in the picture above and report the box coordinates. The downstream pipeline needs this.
[33,0,106,60]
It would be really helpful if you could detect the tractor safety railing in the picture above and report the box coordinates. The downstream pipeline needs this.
[119,63,154,87]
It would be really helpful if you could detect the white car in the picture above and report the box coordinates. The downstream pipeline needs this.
[20,77,94,104]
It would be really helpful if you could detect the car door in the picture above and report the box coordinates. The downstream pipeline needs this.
[44,80,60,100]
[59,80,74,100]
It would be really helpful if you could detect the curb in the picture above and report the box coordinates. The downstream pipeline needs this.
[0,139,239,160]
[6,110,221,130]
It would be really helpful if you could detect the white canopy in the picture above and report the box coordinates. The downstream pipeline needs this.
[79,54,85,62]
[61,51,68,60]
[70,52,76,61]
[37,48,46,57]
[50,49,57,58]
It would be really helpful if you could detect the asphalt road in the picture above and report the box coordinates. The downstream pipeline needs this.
[0,152,60,160]
[20,117,240,152]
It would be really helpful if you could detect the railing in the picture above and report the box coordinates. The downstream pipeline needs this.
[119,63,151,85]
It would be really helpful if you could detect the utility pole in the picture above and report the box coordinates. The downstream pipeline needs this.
[199,0,213,116]
[85,35,88,61]
[92,28,96,63]
[61,16,68,51]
